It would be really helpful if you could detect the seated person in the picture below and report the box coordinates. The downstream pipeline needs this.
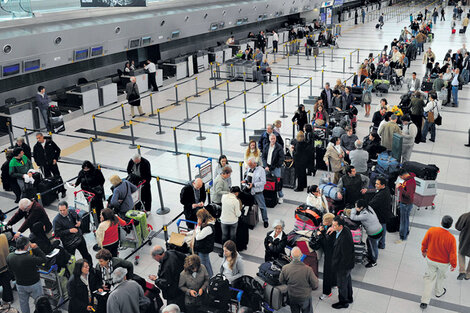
[306,185,329,213]
[219,240,244,284]
[264,220,287,262]
[260,59,273,82]
[337,166,369,208]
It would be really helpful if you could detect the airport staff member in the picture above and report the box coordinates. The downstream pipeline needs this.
[144,60,159,92]
[35,86,51,132]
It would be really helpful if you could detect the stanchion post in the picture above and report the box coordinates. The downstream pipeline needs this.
[148,93,156,117]
[349,52,353,69]
[240,118,248,146]
[321,70,324,87]
[292,122,295,138]
[156,109,165,135]
[322,51,325,67]
[261,83,265,103]
[23,128,30,147]
[226,80,230,100]
[243,91,248,114]
[239,162,243,182]
[196,114,206,141]
[263,105,267,129]
[343,57,346,73]
[194,77,199,97]
[128,120,137,149]
[309,77,313,96]
[173,127,179,155]
[6,122,13,148]
[209,88,213,109]
[221,101,230,126]
[92,115,101,142]
[89,138,97,165]
[184,97,190,122]
[276,75,280,95]
[243,72,247,91]
[307,110,311,122]
[219,133,223,155]
[357,48,360,63]
[330,46,334,62]
[281,94,287,118]
[297,50,300,65]
[288,68,292,86]
[314,55,317,71]
[210,62,214,79]
[273,50,277,64]
[297,85,300,107]
[156,177,170,215]
[175,85,180,106]
[287,53,290,69]
[186,153,192,181]
[216,63,221,79]
[213,72,217,89]
[120,104,129,129]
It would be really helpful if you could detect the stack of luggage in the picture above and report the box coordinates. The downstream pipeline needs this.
[263,173,281,208]
[402,161,439,209]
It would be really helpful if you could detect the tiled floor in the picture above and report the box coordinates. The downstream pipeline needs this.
[1,2,470,312]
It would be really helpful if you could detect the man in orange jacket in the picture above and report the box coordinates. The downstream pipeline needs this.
[420,215,457,309]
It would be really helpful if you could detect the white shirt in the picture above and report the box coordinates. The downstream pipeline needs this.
[144,62,156,73]
[451,74,459,86]
[424,99,441,115]
[410,79,417,91]
[267,144,275,166]
[273,33,279,41]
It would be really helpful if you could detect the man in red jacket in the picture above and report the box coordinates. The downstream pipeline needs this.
[395,169,416,243]
[420,215,457,309]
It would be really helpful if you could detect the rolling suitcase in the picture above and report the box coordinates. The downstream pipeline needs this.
[235,219,249,251]
[48,105,65,133]
[75,208,91,234]
[36,178,59,206]
[241,205,259,229]
[354,242,366,263]
[391,133,403,163]
[263,190,278,208]
[126,210,149,241]
[264,174,279,208]
[281,166,296,189]
[315,146,327,170]
[255,277,288,310]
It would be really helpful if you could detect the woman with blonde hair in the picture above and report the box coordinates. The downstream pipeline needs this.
[179,254,209,313]
[243,140,261,169]
[333,79,344,92]
[219,240,244,283]
[189,208,216,277]
[361,78,373,117]
[108,175,137,217]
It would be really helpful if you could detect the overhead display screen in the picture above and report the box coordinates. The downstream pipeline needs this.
[23,59,41,72]
[91,46,104,57]
[3,64,20,77]
[74,48,89,61]
[80,0,146,7]
[129,39,141,49]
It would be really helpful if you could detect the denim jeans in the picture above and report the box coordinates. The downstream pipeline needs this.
[197,252,213,277]
[290,297,313,313]
[366,234,381,263]
[379,223,387,248]
[221,222,238,243]
[254,193,269,222]
[422,120,436,141]
[452,86,459,106]
[399,203,413,240]
[272,167,284,198]
[17,281,43,313]
[417,43,424,54]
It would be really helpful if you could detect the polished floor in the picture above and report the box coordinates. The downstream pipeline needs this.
[0,3,470,313]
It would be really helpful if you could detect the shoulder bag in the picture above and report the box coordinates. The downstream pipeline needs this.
[434,104,442,125]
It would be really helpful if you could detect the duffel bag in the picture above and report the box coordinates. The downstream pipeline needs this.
[402,161,439,180]
[319,183,341,200]
[295,204,322,226]
[257,262,282,286]
[376,152,400,175]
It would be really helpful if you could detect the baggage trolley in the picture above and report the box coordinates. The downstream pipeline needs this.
[119,210,155,265]
[395,177,436,210]
[73,190,99,232]
[164,219,197,254]
[39,255,76,307]
[131,180,146,211]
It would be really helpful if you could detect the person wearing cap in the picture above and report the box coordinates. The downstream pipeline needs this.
[419,215,457,310]
[264,220,287,262]
[106,267,148,313]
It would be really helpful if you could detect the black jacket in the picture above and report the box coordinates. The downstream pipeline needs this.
[14,142,32,161]
[156,250,186,300]
[372,111,385,127]
[320,88,333,110]
[293,141,311,170]
[292,111,308,131]
[52,209,84,249]
[33,139,61,167]
[264,231,287,262]
[180,183,206,214]
[332,226,355,272]
[1,159,12,191]
[368,188,393,224]
[194,224,215,254]
[74,168,105,195]
[126,157,152,185]
[262,143,285,170]
[67,269,102,313]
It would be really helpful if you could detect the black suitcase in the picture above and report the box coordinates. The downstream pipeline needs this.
[421,80,433,92]
[402,161,439,180]
[214,219,223,244]
[460,29,465,33]
[48,106,65,133]
[263,190,278,208]
[37,179,58,206]
[315,147,327,171]
[76,208,91,233]
[236,219,249,251]
[22,183,38,200]
[354,242,366,263]
[376,23,380,29]
[281,166,296,189]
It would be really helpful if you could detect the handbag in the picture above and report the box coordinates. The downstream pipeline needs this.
[434,105,442,125]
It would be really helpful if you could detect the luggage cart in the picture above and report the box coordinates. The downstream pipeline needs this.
[131,180,146,211]
[73,190,99,231]
[164,219,197,253]
[39,256,76,307]
[396,177,436,210]
[119,210,155,265]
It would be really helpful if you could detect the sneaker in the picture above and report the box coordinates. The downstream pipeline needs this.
[457,273,466,280]
[420,303,428,309]
[365,262,377,268]
[436,288,446,298]
[319,293,332,300]
[264,221,269,228]
[395,239,403,244]
[278,198,284,204]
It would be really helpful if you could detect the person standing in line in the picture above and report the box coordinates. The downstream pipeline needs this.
[361,8,366,24]
[419,215,457,309]
[264,220,287,262]
[219,240,245,284]
[291,131,310,192]
[7,198,52,241]
[422,93,441,143]
[317,213,336,300]
[108,175,137,218]
[220,186,242,244]
[7,236,46,313]
[272,30,279,53]
[262,134,285,203]
[190,208,216,277]
[14,137,32,162]
[320,83,333,112]
[409,91,425,144]
[178,255,210,313]
[106,267,147,313]
[144,60,159,92]
[126,76,145,118]
[8,148,32,202]
[242,157,268,228]
[179,178,206,230]
[451,68,465,107]
[331,216,355,309]
[35,86,51,132]
[378,114,402,151]
[395,169,416,244]
[279,246,318,313]
[212,166,231,205]
[354,10,358,25]
[441,7,445,21]
[126,154,152,212]
[401,115,418,162]
[368,177,392,249]
[456,211,470,280]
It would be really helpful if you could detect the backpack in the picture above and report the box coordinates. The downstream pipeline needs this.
[295,204,322,226]
[232,275,264,310]
[257,262,282,286]
[205,274,232,309]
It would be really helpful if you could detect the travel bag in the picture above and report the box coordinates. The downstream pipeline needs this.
[354,242,366,263]
[76,208,91,234]
[319,183,341,200]
[263,190,278,208]
[257,262,282,286]
[235,218,249,251]
[294,219,318,232]
[126,210,149,241]
[295,204,322,226]
[281,165,296,189]
[315,146,328,170]
[231,276,264,311]
[421,80,433,92]
[255,277,288,310]
[376,152,400,175]
[36,178,59,206]
[402,161,439,180]
[296,241,319,277]
[205,274,232,310]
[241,204,259,229]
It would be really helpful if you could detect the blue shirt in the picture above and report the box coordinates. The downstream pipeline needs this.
[336,229,342,239]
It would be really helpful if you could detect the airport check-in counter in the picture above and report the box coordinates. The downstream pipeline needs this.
[193,50,209,73]
[66,83,100,114]
[31,99,59,130]
[133,68,149,93]
[96,78,117,107]
[278,28,288,43]
[0,100,34,138]
[208,46,224,65]
[267,34,273,49]
[167,56,189,80]
[223,45,233,62]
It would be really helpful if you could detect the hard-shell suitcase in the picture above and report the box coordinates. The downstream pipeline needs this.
[37,178,59,206]
[376,23,380,29]
[255,277,288,310]
[391,133,403,163]
[281,166,296,189]
[402,161,439,180]
[126,210,149,240]
[242,205,259,229]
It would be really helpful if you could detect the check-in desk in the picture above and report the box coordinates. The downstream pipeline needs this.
[133,68,148,93]
[193,51,209,73]
[66,83,100,114]
[223,46,233,62]
[0,100,34,138]
[278,29,288,43]
[267,34,273,49]
[97,78,118,107]
[208,46,224,65]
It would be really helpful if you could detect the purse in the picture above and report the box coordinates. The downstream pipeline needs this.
[434,105,442,125]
